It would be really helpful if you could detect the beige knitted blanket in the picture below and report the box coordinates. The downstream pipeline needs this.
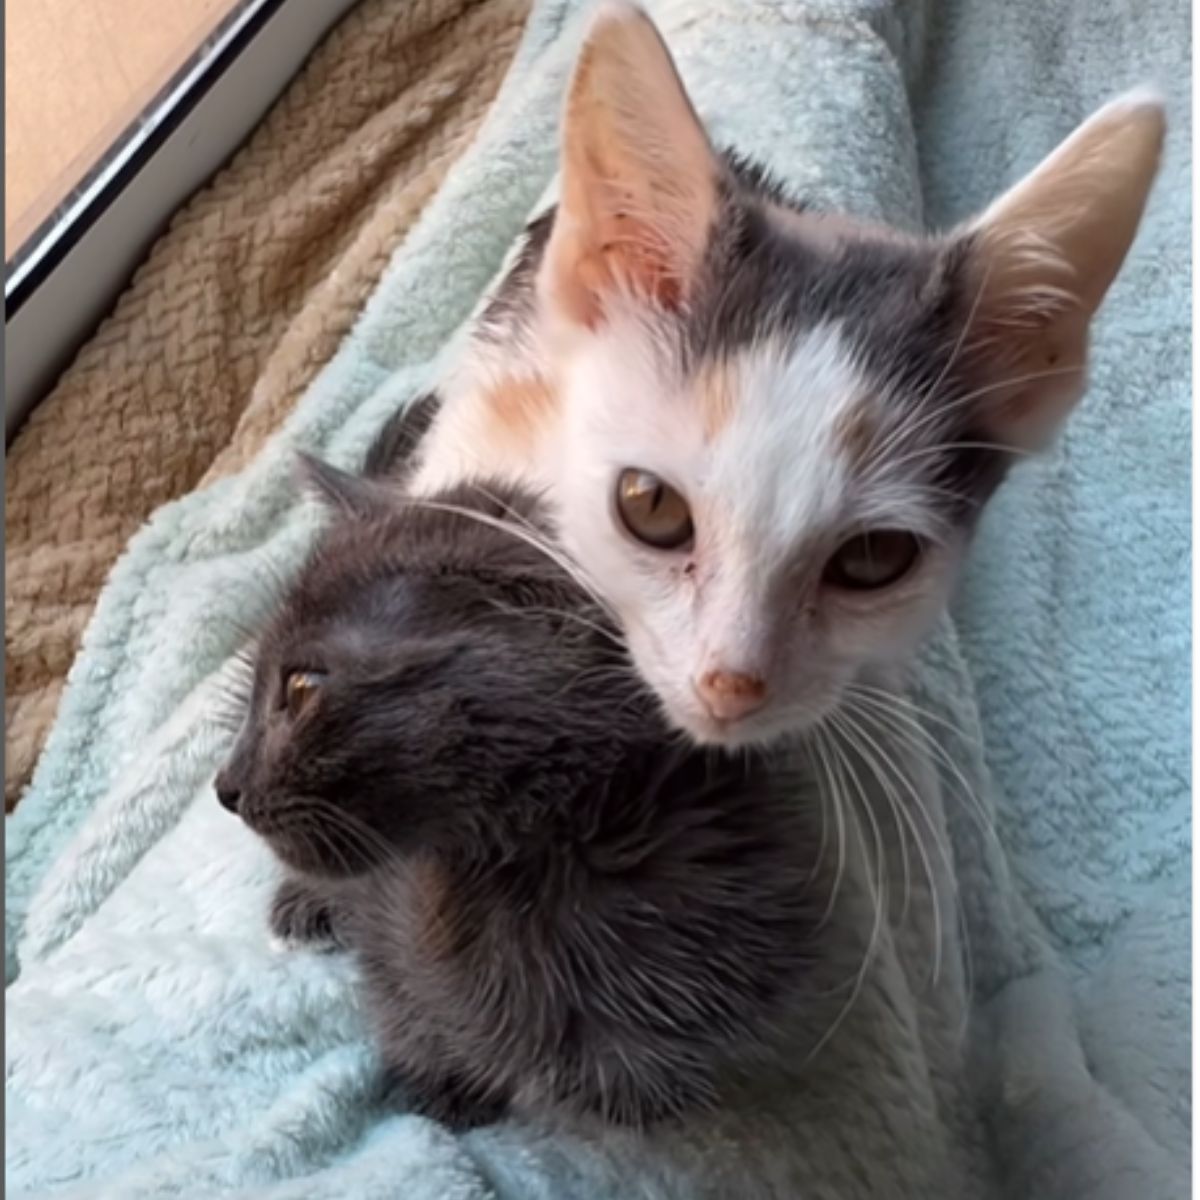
[4,0,530,809]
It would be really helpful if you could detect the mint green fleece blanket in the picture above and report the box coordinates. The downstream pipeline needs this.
[6,0,1189,1196]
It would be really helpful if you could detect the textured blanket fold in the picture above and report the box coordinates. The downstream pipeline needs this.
[3,0,530,810]
[6,0,1189,1196]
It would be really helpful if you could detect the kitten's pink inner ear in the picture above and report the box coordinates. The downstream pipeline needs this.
[541,2,720,326]
[961,91,1165,451]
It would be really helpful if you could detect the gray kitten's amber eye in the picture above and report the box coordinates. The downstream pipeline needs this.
[615,469,694,550]
[824,531,921,590]
[284,670,326,719]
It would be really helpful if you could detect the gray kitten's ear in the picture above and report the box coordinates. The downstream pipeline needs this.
[295,453,386,519]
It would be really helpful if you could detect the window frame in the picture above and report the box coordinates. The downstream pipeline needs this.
[4,0,360,442]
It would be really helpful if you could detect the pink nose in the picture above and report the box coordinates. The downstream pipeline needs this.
[695,670,767,722]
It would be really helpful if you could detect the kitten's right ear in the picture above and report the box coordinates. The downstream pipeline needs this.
[296,453,384,519]
[539,2,721,327]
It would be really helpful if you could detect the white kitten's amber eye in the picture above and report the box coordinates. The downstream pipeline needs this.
[824,531,921,590]
[615,469,694,551]
[284,670,326,719]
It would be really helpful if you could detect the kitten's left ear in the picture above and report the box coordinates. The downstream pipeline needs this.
[958,91,1165,450]
[296,453,388,519]
[540,2,722,327]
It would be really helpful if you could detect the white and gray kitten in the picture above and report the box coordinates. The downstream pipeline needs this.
[411,1,1164,748]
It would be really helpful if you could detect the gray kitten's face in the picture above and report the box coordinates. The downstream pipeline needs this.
[216,477,652,878]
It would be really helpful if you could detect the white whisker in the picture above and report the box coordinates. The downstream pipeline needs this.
[808,725,849,930]
[839,701,978,1018]
[832,707,945,989]
[846,684,999,854]
[400,496,618,622]
[802,722,887,1066]
[867,364,1077,480]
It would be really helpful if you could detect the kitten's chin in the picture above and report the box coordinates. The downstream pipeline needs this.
[665,700,814,751]
[253,825,377,881]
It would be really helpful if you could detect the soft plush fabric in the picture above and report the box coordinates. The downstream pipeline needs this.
[6,0,1189,1196]
[3,0,530,810]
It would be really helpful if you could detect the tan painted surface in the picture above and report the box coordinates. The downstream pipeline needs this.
[5,0,239,259]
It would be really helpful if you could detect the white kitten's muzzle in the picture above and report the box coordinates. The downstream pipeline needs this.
[693,669,767,723]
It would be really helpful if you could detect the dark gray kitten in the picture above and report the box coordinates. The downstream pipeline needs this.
[216,448,822,1131]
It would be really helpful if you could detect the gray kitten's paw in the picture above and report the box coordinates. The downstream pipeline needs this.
[380,1066,510,1131]
[267,932,341,955]
[269,877,346,952]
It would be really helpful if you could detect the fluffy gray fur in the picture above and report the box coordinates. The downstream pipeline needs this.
[216,454,824,1131]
